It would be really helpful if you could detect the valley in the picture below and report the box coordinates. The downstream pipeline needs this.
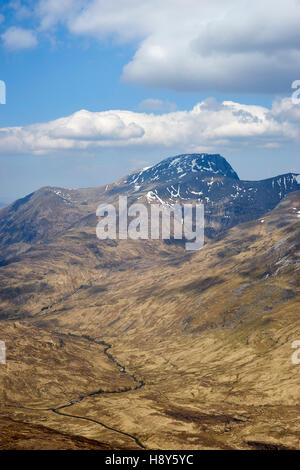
[0,154,299,450]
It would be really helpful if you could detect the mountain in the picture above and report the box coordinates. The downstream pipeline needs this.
[125,153,240,185]
[0,190,299,449]
[118,153,300,236]
[0,153,299,260]
[0,415,117,450]
[0,153,299,450]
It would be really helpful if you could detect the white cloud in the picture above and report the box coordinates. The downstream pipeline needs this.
[138,99,177,112]
[8,1,32,21]
[271,97,300,123]
[33,0,300,93]
[46,110,145,140]
[36,0,84,31]
[1,26,37,50]
[0,98,299,156]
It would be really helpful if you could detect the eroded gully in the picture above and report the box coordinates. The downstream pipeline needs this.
[8,339,146,449]
[6,271,147,449]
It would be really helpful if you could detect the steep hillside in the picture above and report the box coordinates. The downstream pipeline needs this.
[0,154,299,262]
[0,191,299,449]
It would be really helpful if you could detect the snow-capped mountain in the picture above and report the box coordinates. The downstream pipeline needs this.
[123,153,298,203]
[0,153,299,254]
[125,153,239,189]
[113,153,300,235]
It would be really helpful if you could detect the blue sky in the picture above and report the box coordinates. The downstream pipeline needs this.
[0,0,299,203]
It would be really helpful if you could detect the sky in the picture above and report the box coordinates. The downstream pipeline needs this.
[0,0,300,203]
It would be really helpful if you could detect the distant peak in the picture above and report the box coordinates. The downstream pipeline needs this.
[125,153,239,188]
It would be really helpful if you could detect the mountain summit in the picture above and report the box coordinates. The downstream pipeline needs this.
[125,153,239,188]
[116,153,299,236]
[0,153,299,257]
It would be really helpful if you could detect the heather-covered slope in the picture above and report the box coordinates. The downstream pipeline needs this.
[0,191,299,449]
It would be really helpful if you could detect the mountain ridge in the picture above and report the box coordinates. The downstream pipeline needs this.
[0,153,299,258]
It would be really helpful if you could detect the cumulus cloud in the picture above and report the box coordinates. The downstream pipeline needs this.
[1,26,37,50]
[138,99,177,112]
[36,0,84,31]
[46,110,145,140]
[31,0,300,93]
[0,98,299,156]
[8,1,32,21]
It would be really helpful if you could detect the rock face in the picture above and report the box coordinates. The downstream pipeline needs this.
[0,153,299,256]
[125,153,240,186]
[120,153,300,236]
